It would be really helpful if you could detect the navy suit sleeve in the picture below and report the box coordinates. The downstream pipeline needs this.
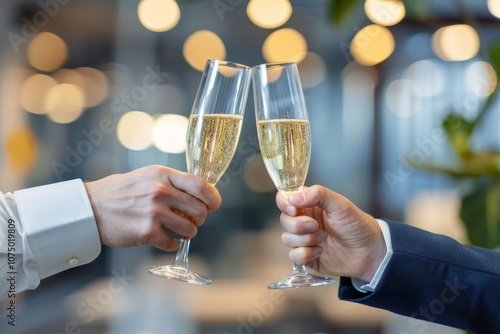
[338,220,500,333]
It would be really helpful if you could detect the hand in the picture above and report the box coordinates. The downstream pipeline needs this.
[84,165,222,252]
[276,185,386,282]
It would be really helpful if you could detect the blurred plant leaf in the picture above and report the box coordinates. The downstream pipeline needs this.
[328,0,360,25]
[402,0,430,20]
[488,43,500,79]
[412,151,500,178]
[442,113,474,159]
[460,182,500,249]
[441,44,500,160]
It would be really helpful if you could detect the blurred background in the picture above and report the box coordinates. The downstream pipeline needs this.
[1,0,499,333]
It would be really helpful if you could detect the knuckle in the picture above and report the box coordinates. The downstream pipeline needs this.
[187,225,198,238]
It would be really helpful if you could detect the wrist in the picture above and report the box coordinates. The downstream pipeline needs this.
[358,217,387,282]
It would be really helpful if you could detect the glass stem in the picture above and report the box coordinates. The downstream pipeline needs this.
[171,238,190,268]
[293,263,310,276]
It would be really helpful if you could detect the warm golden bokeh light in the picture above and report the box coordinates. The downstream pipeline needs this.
[54,68,86,87]
[350,24,395,66]
[20,74,58,114]
[152,114,189,153]
[297,52,327,89]
[432,24,479,61]
[183,30,226,71]
[75,67,109,107]
[262,28,307,63]
[45,83,85,123]
[466,61,497,97]
[5,127,38,171]
[246,0,292,29]
[27,32,68,72]
[488,0,500,19]
[364,0,405,26]
[117,111,154,150]
[138,0,181,32]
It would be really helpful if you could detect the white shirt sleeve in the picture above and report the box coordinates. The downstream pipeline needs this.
[351,218,393,293]
[0,179,101,300]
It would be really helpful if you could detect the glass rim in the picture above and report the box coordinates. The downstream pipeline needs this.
[206,59,250,70]
[252,62,297,70]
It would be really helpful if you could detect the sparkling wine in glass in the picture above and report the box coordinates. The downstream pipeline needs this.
[146,59,251,285]
[252,62,336,289]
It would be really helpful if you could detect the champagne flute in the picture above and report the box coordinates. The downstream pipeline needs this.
[252,62,336,289]
[146,59,251,285]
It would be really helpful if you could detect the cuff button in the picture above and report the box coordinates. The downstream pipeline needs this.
[68,257,79,266]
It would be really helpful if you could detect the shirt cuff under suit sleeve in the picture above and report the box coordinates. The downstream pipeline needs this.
[14,179,101,280]
[351,218,393,292]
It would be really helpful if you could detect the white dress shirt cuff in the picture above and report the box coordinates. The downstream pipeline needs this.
[351,218,393,293]
[14,179,101,279]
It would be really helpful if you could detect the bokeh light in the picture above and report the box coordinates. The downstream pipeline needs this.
[152,114,189,153]
[75,67,109,107]
[27,32,68,72]
[183,30,226,71]
[364,0,405,26]
[488,0,500,19]
[350,24,395,66]
[138,0,181,32]
[243,154,275,193]
[405,59,444,97]
[466,61,497,97]
[342,62,378,94]
[246,0,292,29]
[54,68,86,87]
[45,83,85,124]
[385,79,421,117]
[117,111,154,150]
[262,28,307,63]
[432,24,479,61]
[297,52,327,89]
[5,127,38,171]
[20,74,58,114]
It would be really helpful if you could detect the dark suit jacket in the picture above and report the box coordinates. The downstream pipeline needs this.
[338,220,500,333]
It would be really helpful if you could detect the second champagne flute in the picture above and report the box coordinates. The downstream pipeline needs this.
[146,59,251,285]
[252,62,336,289]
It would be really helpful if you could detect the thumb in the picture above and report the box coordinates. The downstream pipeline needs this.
[288,185,345,215]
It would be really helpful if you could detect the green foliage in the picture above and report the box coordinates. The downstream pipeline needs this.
[327,0,500,250]
[460,182,500,250]
[418,43,500,250]
[328,0,361,25]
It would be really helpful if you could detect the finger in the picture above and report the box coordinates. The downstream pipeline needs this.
[156,207,198,239]
[280,213,319,234]
[288,246,323,265]
[275,191,303,217]
[140,223,179,251]
[170,194,209,227]
[163,168,222,212]
[152,182,209,227]
[288,185,350,215]
[281,230,327,247]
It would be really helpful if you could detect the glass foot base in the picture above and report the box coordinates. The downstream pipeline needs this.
[268,273,336,290]
[146,265,212,285]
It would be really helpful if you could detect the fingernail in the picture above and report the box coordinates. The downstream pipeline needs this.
[315,247,323,255]
[318,232,327,243]
[305,221,317,231]
[285,205,295,215]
